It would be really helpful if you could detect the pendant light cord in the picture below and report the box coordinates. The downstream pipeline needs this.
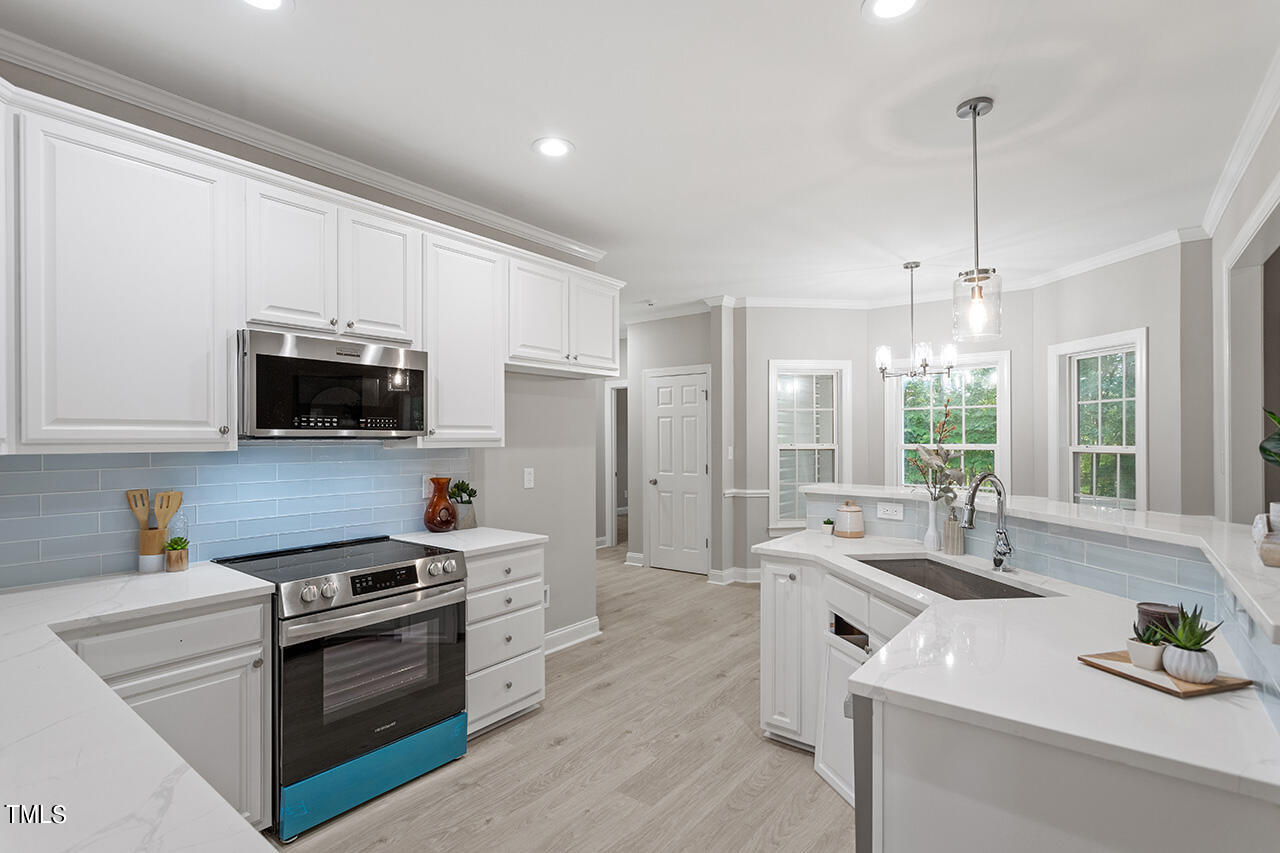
[971,104,980,275]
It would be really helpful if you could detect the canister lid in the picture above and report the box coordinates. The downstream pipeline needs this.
[839,500,861,512]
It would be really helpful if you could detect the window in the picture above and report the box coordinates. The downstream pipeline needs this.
[1047,329,1147,510]
[768,360,854,528]
[884,352,1010,490]
[1071,349,1138,507]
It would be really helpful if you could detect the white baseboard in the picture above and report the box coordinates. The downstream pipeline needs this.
[595,536,607,548]
[708,566,761,585]
[544,617,602,655]
[624,551,645,567]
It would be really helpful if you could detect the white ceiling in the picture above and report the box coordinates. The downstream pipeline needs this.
[0,0,1277,320]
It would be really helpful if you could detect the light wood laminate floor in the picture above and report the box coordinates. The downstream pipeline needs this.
[275,546,856,852]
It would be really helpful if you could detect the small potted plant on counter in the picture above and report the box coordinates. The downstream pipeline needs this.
[164,536,190,572]
[449,479,479,530]
[1126,622,1165,671]
[1153,605,1223,684]
[822,518,834,534]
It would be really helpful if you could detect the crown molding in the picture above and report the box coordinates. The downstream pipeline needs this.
[1019,228,1205,290]
[623,301,711,326]
[701,296,738,308]
[1202,44,1280,238]
[0,27,605,263]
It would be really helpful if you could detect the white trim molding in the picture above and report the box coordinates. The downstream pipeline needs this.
[1046,329,1149,511]
[0,27,605,263]
[1203,44,1280,237]
[624,551,646,567]
[601,378,629,549]
[1021,229,1208,291]
[768,360,856,530]
[707,566,760,585]
[595,536,608,549]
[544,618,602,655]
[724,488,770,498]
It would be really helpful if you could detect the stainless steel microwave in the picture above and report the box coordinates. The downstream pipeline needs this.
[237,330,427,439]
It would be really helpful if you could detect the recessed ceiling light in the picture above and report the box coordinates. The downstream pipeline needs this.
[243,0,288,10]
[860,0,923,21]
[533,137,574,158]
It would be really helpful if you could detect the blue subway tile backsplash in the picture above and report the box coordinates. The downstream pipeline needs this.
[0,442,468,588]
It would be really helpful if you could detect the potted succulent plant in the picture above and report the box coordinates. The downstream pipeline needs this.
[1153,605,1223,684]
[449,479,479,530]
[822,518,834,535]
[1126,622,1165,671]
[909,401,962,552]
[164,536,190,572]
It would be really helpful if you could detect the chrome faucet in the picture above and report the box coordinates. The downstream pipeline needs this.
[959,472,1013,571]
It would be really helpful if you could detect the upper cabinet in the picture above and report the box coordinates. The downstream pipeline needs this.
[246,180,419,345]
[508,262,621,375]
[423,235,506,446]
[17,112,237,451]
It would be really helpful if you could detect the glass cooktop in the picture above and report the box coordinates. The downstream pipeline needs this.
[214,536,455,586]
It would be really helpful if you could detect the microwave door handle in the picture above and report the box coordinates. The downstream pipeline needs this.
[279,584,465,647]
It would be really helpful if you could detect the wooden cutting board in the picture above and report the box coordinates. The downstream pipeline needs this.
[1078,650,1253,698]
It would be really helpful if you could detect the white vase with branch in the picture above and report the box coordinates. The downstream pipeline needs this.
[909,402,963,551]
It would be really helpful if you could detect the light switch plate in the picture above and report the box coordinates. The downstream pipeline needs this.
[523,467,535,489]
[877,502,904,520]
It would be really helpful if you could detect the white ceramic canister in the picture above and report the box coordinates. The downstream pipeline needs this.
[834,500,865,539]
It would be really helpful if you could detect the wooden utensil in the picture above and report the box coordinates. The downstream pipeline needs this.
[154,491,183,531]
[126,489,150,529]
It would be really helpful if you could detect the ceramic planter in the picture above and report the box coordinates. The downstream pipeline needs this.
[1125,638,1164,671]
[165,549,189,572]
[1162,645,1218,684]
[455,502,477,530]
[822,524,834,535]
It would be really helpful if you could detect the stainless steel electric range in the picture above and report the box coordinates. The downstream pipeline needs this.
[216,536,467,841]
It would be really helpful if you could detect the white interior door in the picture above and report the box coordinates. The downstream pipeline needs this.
[644,371,710,574]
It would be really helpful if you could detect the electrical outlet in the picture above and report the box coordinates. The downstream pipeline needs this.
[543,584,550,608]
[877,502,904,520]
[523,467,535,489]
[422,475,430,499]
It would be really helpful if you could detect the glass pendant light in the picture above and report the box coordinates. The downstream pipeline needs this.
[953,96,1002,342]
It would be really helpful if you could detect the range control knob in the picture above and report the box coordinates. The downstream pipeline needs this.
[443,558,458,574]
[320,581,338,599]
[427,561,443,577]
[300,584,319,603]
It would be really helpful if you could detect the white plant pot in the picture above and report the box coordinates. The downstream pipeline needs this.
[1125,638,1164,671]
[1162,645,1218,684]
[822,524,834,535]
[922,500,941,551]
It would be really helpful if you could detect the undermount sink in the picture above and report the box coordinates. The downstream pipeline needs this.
[858,558,1042,601]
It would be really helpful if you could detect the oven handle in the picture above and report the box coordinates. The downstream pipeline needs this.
[279,583,465,647]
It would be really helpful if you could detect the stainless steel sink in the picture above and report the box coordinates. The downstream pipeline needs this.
[858,558,1042,601]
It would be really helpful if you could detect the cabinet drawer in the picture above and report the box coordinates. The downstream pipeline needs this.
[466,648,544,726]
[823,574,869,626]
[868,596,914,640]
[466,547,543,591]
[77,603,266,681]
[467,577,543,624]
[466,606,543,673]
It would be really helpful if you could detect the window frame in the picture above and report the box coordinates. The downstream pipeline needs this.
[767,359,854,531]
[882,350,1012,491]
[1047,329,1148,511]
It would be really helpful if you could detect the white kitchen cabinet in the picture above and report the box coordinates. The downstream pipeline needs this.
[0,100,12,455]
[339,207,420,343]
[569,275,620,370]
[246,179,339,334]
[760,560,812,744]
[18,111,237,451]
[423,235,505,446]
[814,634,866,807]
[508,259,570,366]
[112,647,268,828]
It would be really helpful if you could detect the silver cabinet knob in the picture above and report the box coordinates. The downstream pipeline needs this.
[253,658,264,669]
[329,317,337,326]
[504,566,512,575]
[649,478,658,486]
[219,425,230,436]
[505,596,513,605]
[564,353,571,360]
[505,681,513,689]
[346,320,354,329]
[428,428,436,436]
[788,573,796,581]
[573,354,579,361]
[504,634,513,643]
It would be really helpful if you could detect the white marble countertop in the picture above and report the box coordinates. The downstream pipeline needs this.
[0,563,276,852]
[802,483,1280,642]
[393,527,549,556]
[754,530,1280,806]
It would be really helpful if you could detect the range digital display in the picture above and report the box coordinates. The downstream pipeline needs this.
[350,565,416,597]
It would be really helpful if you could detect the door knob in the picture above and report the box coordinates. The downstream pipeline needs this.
[649,478,658,485]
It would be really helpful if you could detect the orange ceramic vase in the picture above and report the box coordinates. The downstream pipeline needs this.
[424,477,457,532]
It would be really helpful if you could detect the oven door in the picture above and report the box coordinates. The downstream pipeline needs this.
[277,583,465,786]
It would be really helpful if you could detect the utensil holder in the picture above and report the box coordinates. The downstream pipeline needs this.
[138,527,168,573]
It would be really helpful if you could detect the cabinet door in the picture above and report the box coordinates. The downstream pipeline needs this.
[569,276,619,370]
[814,636,865,806]
[19,113,236,448]
[508,260,569,364]
[761,562,806,740]
[339,208,420,343]
[424,235,505,446]
[112,647,268,828]
[246,179,338,333]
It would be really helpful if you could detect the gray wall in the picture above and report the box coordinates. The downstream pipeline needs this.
[615,393,629,511]
[472,374,597,634]
[625,314,713,558]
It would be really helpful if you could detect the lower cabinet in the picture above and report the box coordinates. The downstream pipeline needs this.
[64,598,272,830]
[760,560,818,745]
[814,634,866,806]
[464,545,547,735]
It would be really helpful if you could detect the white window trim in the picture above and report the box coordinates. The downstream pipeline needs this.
[1046,328,1148,510]
[768,359,854,530]
[882,350,1012,490]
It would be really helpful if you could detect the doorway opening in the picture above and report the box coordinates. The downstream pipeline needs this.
[602,380,628,549]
